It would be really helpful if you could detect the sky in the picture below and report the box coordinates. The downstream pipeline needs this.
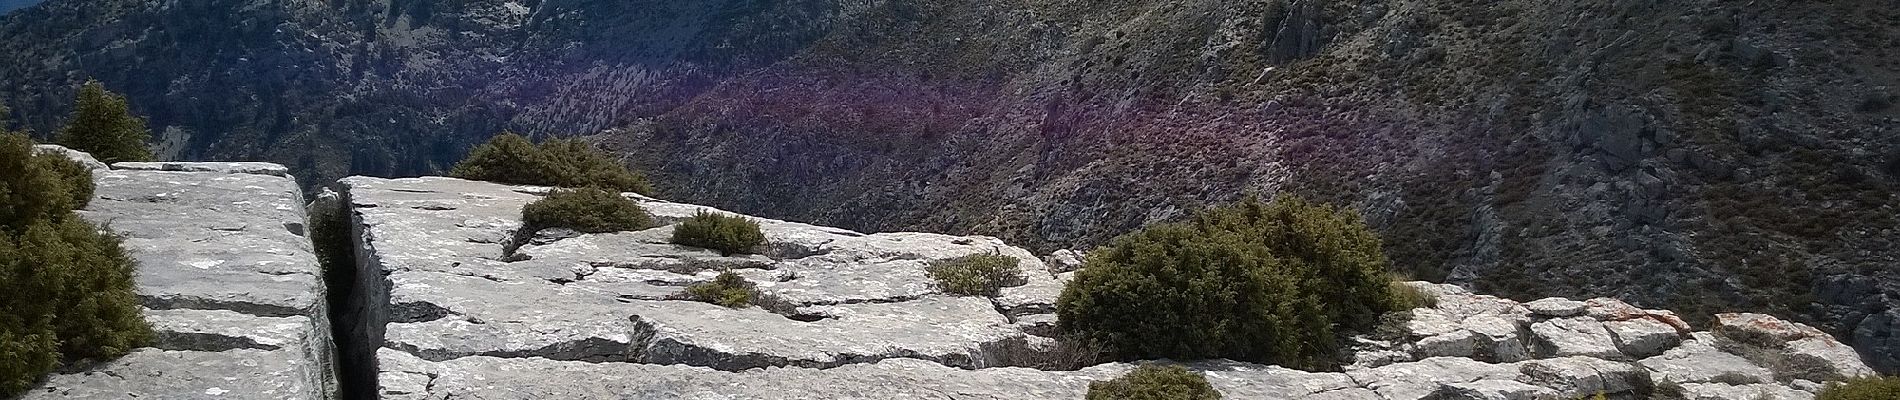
[0,0,41,14]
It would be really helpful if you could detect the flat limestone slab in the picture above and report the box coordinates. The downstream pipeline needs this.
[21,349,322,400]
[26,159,335,400]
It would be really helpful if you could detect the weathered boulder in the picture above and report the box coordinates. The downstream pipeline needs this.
[1640,334,1776,386]
[1676,382,1816,400]
[1435,379,1557,400]
[1526,298,1589,318]
[1530,317,1626,359]
[1606,318,1683,358]
[20,160,335,399]
[33,144,107,170]
[1713,313,1877,381]
[1044,248,1085,273]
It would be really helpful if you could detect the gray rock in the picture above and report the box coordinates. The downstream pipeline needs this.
[1516,356,1649,396]
[1677,382,1816,400]
[1713,313,1877,381]
[627,295,1028,370]
[1436,379,1556,400]
[33,144,108,170]
[1640,336,1774,386]
[21,349,324,400]
[112,161,290,176]
[146,308,316,352]
[1525,298,1589,317]
[1530,317,1626,359]
[80,169,326,317]
[1045,249,1085,273]
[1346,357,1522,400]
[1606,318,1683,358]
[29,162,336,399]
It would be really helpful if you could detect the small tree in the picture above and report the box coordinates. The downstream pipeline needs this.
[521,188,653,234]
[1086,364,1222,400]
[56,80,153,163]
[1056,196,1402,370]
[671,211,764,256]
[925,251,1025,297]
[685,271,755,308]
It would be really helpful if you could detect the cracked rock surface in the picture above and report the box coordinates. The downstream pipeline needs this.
[18,158,335,400]
[341,177,1069,384]
[344,177,1878,399]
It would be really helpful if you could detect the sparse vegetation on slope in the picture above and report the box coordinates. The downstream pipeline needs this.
[685,271,756,308]
[925,251,1025,297]
[451,132,654,194]
[1817,376,1900,400]
[1056,196,1403,370]
[1086,364,1222,400]
[521,188,654,234]
[671,211,764,256]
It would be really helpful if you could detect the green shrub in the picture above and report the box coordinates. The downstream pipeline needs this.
[1,132,81,231]
[1086,364,1222,400]
[686,271,755,308]
[55,80,152,164]
[671,211,765,256]
[1818,376,1900,400]
[1056,196,1402,370]
[451,133,654,194]
[0,320,58,398]
[521,188,653,234]
[37,151,95,208]
[450,133,548,186]
[33,218,152,359]
[0,219,152,397]
[925,251,1025,296]
[537,138,654,194]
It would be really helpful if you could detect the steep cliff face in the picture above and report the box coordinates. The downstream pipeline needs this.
[2,0,1897,371]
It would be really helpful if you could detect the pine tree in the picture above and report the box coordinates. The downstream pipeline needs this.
[56,80,153,164]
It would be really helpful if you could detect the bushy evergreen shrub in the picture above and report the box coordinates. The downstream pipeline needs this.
[1056,196,1402,370]
[537,138,654,194]
[925,251,1025,297]
[55,80,152,164]
[0,131,150,397]
[1817,376,1900,400]
[1085,364,1222,400]
[38,151,95,207]
[671,211,764,256]
[686,271,755,308]
[25,218,151,360]
[521,188,653,234]
[450,133,547,186]
[450,133,654,194]
[1,132,80,231]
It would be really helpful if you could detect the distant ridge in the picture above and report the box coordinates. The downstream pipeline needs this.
[0,0,40,14]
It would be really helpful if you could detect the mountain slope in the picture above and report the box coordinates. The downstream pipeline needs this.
[1,0,1897,372]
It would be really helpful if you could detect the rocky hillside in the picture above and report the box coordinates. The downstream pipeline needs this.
[1,0,1896,373]
[21,146,1878,399]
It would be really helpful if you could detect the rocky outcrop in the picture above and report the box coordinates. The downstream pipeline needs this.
[325,176,1879,399]
[1354,282,1877,400]
[17,154,335,399]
